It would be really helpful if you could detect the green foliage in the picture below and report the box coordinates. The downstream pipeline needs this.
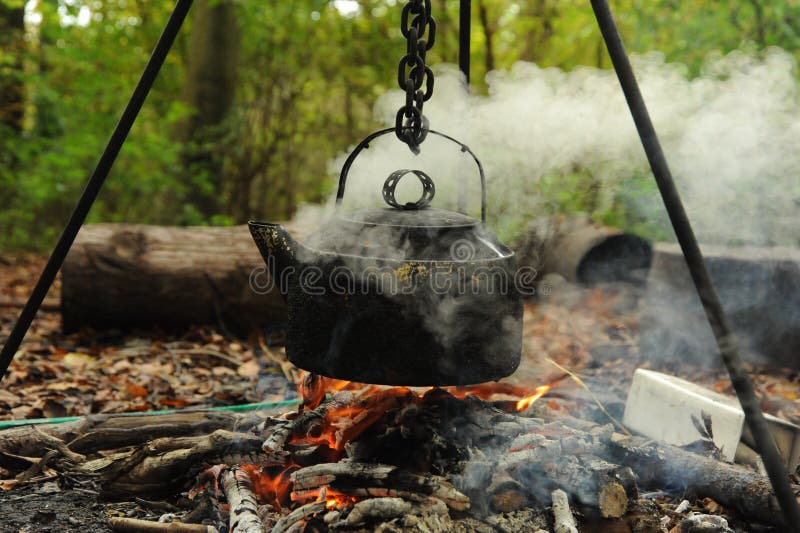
[0,0,797,251]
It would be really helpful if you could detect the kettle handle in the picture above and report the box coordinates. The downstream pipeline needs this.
[335,128,487,223]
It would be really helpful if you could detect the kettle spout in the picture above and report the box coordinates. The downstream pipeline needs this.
[248,222,303,297]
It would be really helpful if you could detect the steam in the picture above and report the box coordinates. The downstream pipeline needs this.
[332,47,800,247]
[279,46,800,375]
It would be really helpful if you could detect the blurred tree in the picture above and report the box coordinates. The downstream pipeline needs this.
[0,0,25,133]
[1,0,798,251]
[180,0,239,220]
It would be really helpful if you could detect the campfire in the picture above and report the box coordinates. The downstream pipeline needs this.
[0,365,775,532]
[218,373,557,531]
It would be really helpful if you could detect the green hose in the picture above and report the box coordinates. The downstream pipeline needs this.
[0,399,300,430]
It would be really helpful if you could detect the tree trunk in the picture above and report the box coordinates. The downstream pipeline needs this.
[61,224,296,334]
[180,0,240,218]
[0,2,25,133]
[518,0,557,64]
[477,0,495,73]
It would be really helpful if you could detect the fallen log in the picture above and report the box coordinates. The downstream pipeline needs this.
[61,223,305,333]
[640,242,800,369]
[513,216,652,286]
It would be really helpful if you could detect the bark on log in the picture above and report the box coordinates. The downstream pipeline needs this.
[61,224,302,333]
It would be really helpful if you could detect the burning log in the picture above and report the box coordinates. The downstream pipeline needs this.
[339,497,413,528]
[61,223,298,333]
[270,501,325,533]
[551,489,579,533]
[7,374,791,531]
[221,467,266,533]
[290,461,470,511]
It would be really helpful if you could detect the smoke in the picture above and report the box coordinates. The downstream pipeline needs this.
[274,46,800,375]
[331,47,799,247]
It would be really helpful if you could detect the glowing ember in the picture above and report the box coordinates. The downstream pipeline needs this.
[515,384,551,412]
[240,463,297,508]
[324,490,359,510]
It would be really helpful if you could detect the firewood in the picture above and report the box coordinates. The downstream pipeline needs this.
[487,471,529,513]
[108,517,218,533]
[624,499,661,532]
[551,489,579,533]
[73,430,267,499]
[290,462,470,511]
[339,497,413,528]
[0,410,243,459]
[270,501,326,533]
[608,432,800,526]
[261,417,293,464]
[221,467,266,533]
[560,457,633,518]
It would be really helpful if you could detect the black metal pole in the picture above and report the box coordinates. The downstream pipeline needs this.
[590,1,800,529]
[0,0,194,383]
[459,0,471,83]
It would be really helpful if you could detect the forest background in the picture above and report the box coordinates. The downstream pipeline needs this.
[0,0,797,251]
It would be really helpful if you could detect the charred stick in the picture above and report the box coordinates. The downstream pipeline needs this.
[551,489,579,533]
[270,501,326,533]
[108,517,217,533]
[221,467,266,533]
[340,497,413,528]
[291,462,470,511]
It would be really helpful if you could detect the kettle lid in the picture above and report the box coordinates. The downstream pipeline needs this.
[340,207,479,229]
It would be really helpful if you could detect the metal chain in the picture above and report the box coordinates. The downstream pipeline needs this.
[395,0,436,153]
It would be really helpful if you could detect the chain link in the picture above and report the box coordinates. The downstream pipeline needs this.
[395,0,436,153]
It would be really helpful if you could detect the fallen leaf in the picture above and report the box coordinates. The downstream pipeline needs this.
[62,352,96,369]
[159,398,191,408]
[125,383,149,399]
[237,360,260,378]
[701,497,724,514]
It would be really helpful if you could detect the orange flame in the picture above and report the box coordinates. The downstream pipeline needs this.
[324,490,358,510]
[240,463,298,508]
[515,384,551,412]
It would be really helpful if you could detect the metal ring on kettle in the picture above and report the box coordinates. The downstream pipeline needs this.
[335,128,487,223]
[382,169,435,210]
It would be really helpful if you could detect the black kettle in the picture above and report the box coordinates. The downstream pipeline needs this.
[249,128,523,386]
